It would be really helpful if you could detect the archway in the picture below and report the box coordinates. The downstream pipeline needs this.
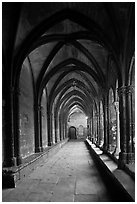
[69,126,77,139]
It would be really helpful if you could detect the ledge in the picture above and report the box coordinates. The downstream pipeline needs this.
[85,139,135,202]
[2,138,68,188]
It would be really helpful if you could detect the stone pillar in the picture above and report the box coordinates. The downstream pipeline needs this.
[34,104,41,152]
[39,105,43,152]
[87,117,90,139]
[47,109,52,146]
[103,101,109,151]
[98,106,102,146]
[89,117,92,141]
[118,86,135,167]
[118,86,127,167]
[107,105,112,152]
[92,110,94,143]
[13,87,22,165]
[54,116,58,143]
[99,112,104,147]
[3,87,16,167]
[59,115,62,141]
[114,102,120,156]
[126,86,135,164]
[96,112,100,145]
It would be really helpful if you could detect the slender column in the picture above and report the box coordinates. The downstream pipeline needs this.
[114,102,120,156]
[34,104,41,152]
[13,87,22,165]
[103,101,108,151]
[126,86,135,163]
[92,110,94,143]
[63,116,65,140]
[3,87,16,167]
[47,109,52,146]
[90,117,92,141]
[99,112,104,146]
[54,116,58,143]
[38,105,43,152]
[89,117,92,141]
[96,113,99,145]
[57,114,60,142]
[98,107,102,146]
[59,116,62,141]
[108,104,113,151]
[118,86,127,167]
[131,91,135,153]
[64,117,68,139]
[107,105,110,151]
[87,118,90,139]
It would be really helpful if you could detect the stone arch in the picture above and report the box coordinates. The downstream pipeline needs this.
[68,126,77,139]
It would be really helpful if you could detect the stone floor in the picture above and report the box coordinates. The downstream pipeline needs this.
[3,139,114,202]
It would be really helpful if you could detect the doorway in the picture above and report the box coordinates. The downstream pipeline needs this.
[69,126,77,139]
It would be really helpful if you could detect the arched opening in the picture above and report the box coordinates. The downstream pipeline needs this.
[69,126,77,139]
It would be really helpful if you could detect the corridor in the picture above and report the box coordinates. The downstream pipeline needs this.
[2,2,135,202]
[3,139,114,202]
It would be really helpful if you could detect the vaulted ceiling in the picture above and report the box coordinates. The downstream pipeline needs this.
[2,2,135,119]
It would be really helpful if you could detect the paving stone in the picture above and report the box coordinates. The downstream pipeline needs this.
[50,177,76,202]
[41,175,59,184]
[74,194,100,202]
[26,191,52,202]
[2,140,114,202]
[75,177,98,194]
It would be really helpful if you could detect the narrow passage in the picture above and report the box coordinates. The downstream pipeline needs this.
[3,139,114,202]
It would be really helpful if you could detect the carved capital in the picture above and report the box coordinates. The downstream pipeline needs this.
[118,85,134,97]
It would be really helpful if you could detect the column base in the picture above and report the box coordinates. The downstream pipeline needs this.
[2,169,16,188]
[103,144,107,151]
[35,147,41,153]
[127,153,135,164]
[48,142,52,146]
[107,144,112,152]
[118,152,127,169]
[16,156,22,166]
[40,147,44,152]
[118,152,135,168]
[3,157,17,167]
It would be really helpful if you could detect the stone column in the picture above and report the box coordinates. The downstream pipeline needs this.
[103,101,108,151]
[108,104,112,152]
[47,109,52,146]
[39,105,43,152]
[99,112,104,147]
[3,87,16,167]
[59,116,62,141]
[96,112,100,145]
[126,86,135,163]
[114,102,120,156]
[13,87,22,165]
[118,86,135,167]
[34,104,41,152]
[92,110,94,143]
[54,115,58,143]
[87,117,90,139]
[98,107,102,146]
[118,86,127,167]
[89,117,92,141]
